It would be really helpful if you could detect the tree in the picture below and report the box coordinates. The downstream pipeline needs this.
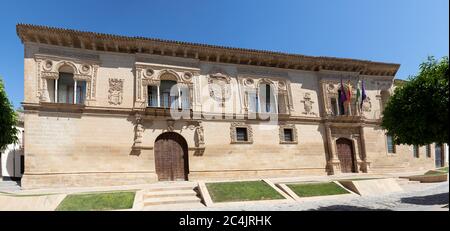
[381,56,449,145]
[0,76,18,151]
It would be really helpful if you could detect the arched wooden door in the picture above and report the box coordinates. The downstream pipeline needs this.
[154,132,189,181]
[336,138,356,173]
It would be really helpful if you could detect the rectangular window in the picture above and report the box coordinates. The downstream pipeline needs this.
[330,98,339,116]
[248,92,258,113]
[413,145,419,158]
[283,129,293,142]
[75,81,86,104]
[180,87,190,109]
[265,84,271,112]
[58,73,75,104]
[426,145,431,158]
[148,85,158,107]
[386,135,396,154]
[236,127,248,142]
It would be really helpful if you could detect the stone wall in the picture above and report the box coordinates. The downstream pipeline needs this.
[21,42,436,189]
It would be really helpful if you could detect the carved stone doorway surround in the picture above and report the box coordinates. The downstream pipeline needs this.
[325,123,370,175]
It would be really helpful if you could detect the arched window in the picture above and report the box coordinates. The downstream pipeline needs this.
[258,83,276,113]
[147,72,190,109]
[51,64,86,104]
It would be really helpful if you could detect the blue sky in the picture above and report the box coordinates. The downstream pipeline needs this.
[0,0,448,108]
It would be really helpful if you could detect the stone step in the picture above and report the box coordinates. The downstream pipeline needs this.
[143,189,197,199]
[142,202,206,211]
[145,185,196,192]
[143,196,202,207]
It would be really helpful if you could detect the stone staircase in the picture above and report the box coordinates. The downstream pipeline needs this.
[138,182,204,210]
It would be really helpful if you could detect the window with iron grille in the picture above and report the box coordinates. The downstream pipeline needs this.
[236,127,248,142]
[284,129,293,142]
[386,135,396,154]
[413,145,419,158]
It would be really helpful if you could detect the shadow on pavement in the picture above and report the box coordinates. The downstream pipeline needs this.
[401,193,449,206]
[307,205,391,211]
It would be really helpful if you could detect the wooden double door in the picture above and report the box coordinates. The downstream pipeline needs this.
[154,132,189,181]
[336,138,356,173]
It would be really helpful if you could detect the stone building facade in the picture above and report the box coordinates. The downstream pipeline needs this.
[17,24,438,189]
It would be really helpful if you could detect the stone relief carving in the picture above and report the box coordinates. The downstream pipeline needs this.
[243,78,255,87]
[196,125,204,145]
[278,81,286,91]
[167,120,175,132]
[362,97,372,112]
[230,122,253,144]
[301,92,316,115]
[108,78,124,105]
[133,114,144,147]
[208,73,231,107]
[326,83,338,94]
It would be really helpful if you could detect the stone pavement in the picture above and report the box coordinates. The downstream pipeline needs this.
[0,194,66,211]
[191,181,449,211]
[0,171,446,211]
[0,180,21,192]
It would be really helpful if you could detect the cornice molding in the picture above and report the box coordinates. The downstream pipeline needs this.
[17,24,400,77]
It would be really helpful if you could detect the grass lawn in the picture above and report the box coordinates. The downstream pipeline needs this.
[56,191,136,211]
[424,167,448,176]
[205,181,284,203]
[287,182,349,198]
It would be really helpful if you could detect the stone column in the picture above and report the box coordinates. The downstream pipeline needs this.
[325,124,340,175]
[359,125,370,172]
[157,85,161,107]
[352,134,363,173]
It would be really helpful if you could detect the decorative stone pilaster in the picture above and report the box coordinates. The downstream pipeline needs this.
[133,113,144,150]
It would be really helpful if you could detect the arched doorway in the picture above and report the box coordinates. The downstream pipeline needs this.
[336,138,356,173]
[154,132,189,181]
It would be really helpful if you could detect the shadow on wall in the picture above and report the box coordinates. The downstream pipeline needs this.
[400,193,449,206]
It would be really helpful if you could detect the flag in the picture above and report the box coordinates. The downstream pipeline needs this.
[345,81,352,103]
[356,80,361,109]
[360,80,367,109]
[339,79,347,115]
[340,79,347,102]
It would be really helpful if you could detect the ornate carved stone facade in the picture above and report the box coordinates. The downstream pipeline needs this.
[34,55,99,105]
[17,25,437,189]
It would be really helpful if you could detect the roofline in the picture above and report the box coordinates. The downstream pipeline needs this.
[16,24,400,76]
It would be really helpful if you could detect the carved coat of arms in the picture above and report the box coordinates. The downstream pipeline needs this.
[301,93,315,115]
[108,78,123,105]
